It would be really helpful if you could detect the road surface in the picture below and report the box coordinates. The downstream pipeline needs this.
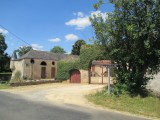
[0,91,150,120]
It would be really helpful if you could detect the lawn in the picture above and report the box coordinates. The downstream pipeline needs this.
[86,89,160,118]
[0,72,12,89]
[0,84,11,89]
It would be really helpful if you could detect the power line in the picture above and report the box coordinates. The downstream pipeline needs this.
[0,25,31,46]
[79,30,88,40]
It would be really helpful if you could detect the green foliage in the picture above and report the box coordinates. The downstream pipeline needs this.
[0,53,11,72]
[91,0,160,96]
[93,0,104,10]
[56,60,80,80]
[80,44,108,70]
[0,73,12,83]
[0,34,11,72]
[71,39,86,55]
[17,46,32,57]
[86,89,160,118]
[0,84,11,89]
[50,46,66,53]
[0,33,7,54]
[10,71,23,83]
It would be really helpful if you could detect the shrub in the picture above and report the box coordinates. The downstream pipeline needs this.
[0,73,12,83]
[80,44,107,70]
[56,60,80,81]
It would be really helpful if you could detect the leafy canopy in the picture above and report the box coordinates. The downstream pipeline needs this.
[91,0,160,96]
[50,46,66,53]
[0,33,7,54]
[80,44,106,70]
[71,39,86,55]
[17,46,32,57]
[0,33,11,72]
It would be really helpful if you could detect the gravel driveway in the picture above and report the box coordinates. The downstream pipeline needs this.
[2,83,105,106]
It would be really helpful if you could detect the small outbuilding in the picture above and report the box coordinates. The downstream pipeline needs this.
[10,50,79,80]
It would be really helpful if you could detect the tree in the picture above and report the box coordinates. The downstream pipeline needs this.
[50,46,66,53]
[80,44,105,70]
[91,0,160,96]
[0,33,11,72]
[0,33,7,55]
[17,46,32,57]
[71,40,86,55]
[0,53,11,72]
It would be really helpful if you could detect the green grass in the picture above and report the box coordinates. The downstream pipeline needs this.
[86,89,160,118]
[0,84,11,89]
[0,72,12,74]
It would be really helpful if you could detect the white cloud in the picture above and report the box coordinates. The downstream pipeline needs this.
[65,34,78,41]
[73,12,84,17]
[0,28,8,34]
[90,11,107,20]
[65,17,90,30]
[31,44,43,50]
[49,38,61,42]
[77,12,84,17]
[65,11,107,30]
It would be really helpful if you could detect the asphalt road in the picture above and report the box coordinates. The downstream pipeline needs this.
[0,91,150,120]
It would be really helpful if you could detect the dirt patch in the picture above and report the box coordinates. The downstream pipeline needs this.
[2,83,105,106]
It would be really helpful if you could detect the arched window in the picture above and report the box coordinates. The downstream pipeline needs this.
[30,59,35,64]
[40,61,47,66]
[52,61,55,65]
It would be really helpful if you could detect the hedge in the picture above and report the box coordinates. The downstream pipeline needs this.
[0,73,12,83]
[55,60,80,81]
[80,44,104,70]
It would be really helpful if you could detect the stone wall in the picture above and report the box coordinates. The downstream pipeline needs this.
[23,59,57,79]
[10,60,24,80]
[91,76,113,84]
[11,58,58,80]
[80,70,88,83]
[147,73,160,94]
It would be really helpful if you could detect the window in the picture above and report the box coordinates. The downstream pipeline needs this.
[30,59,35,64]
[52,61,55,65]
[40,61,47,66]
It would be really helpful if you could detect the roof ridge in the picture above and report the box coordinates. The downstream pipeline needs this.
[15,49,79,61]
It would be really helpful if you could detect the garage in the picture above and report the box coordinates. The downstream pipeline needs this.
[70,69,81,83]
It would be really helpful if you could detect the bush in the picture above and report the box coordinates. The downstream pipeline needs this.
[80,44,108,70]
[56,60,80,81]
[0,73,12,83]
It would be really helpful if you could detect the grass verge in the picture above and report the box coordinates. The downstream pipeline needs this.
[0,84,11,89]
[86,89,160,118]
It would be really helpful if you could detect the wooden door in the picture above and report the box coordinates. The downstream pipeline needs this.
[51,67,55,78]
[70,70,81,83]
[41,67,46,79]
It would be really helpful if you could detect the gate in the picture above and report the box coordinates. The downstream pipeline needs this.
[70,69,81,83]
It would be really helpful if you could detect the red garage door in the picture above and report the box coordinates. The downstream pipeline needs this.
[70,69,81,83]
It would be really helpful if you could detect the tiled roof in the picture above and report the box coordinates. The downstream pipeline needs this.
[16,50,79,61]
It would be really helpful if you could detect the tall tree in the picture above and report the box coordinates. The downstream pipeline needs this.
[0,33,10,72]
[17,46,32,57]
[0,53,11,72]
[0,33,7,55]
[80,44,104,70]
[50,46,66,53]
[91,0,160,95]
[71,40,86,55]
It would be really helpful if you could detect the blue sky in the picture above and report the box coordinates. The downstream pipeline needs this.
[0,0,114,55]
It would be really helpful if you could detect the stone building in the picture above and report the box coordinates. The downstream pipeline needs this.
[10,50,115,84]
[10,50,80,82]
